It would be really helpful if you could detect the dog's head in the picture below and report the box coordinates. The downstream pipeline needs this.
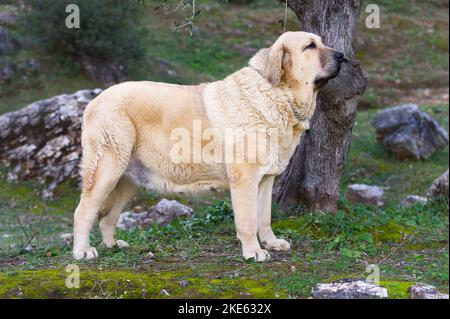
[262,31,343,90]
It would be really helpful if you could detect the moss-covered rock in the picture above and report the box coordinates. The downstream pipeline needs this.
[380,280,413,299]
[0,268,287,299]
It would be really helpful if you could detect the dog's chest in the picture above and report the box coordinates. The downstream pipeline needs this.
[262,124,303,176]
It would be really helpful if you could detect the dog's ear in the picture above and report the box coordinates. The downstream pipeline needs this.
[265,42,287,86]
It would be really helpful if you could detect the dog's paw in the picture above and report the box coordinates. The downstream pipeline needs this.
[243,248,271,262]
[73,247,98,260]
[262,238,291,252]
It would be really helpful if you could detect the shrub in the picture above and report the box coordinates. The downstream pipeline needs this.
[21,0,146,64]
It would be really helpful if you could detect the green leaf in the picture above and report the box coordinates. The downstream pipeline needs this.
[359,232,374,244]
[327,235,341,250]
[341,248,361,259]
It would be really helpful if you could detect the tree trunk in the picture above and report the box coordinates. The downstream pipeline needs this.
[273,0,368,212]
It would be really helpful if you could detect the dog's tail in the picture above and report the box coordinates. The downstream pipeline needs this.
[79,100,136,193]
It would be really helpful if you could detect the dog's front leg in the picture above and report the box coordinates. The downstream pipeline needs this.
[257,175,291,251]
[227,164,270,262]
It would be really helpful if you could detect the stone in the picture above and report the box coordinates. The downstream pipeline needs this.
[19,59,41,74]
[0,12,19,27]
[80,55,127,85]
[0,26,20,55]
[60,233,74,246]
[160,289,170,296]
[117,199,194,230]
[401,195,428,207]
[117,211,150,231]
[427,170,449,203]
[345,184,384,206]
[0,89,102,197]
[313,280,388,299]
[147,199,194,226]
[0,60,17,83]
[409,284,449,299]
[373,104,449,160]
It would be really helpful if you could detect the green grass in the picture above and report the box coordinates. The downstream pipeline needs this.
[0,179,448,298]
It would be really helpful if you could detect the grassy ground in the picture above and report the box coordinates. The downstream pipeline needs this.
[0,0,448,298]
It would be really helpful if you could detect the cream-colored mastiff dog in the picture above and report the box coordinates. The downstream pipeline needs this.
[73,31,343,262]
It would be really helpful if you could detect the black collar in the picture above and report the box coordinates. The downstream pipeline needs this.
[248,64,265,78]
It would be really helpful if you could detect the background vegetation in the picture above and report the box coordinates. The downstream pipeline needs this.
[21,0,146,63]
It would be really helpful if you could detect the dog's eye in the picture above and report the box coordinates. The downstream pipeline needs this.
[304,42,317,50]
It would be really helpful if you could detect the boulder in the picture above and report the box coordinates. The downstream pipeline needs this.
[313,280,388,299]
[427,170,449,203]
[0,59,17,83]
[0,26,20,55]
[60,233,74,246]
[0,59,40,84]
[0,12,19,27]
[345,184,384,206]
[400,195,428,207]
[117,211,151,231]
[373,104,448,160]
[20,59,41,74]
[80,55,127,85]
[117,199,194,230]
[148,199,194,226]
[0,89,102,197]
[409,284,449,299]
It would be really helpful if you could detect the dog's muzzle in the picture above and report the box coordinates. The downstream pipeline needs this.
[314,51,344,89]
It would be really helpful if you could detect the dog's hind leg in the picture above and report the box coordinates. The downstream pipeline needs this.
[99,176,138,249]
[73,117,136,260]
[73,151,128,260]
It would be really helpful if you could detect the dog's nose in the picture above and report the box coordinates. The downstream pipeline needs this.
[334,51,344,62]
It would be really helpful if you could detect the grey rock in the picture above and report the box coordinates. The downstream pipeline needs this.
[0,60,17,82]
[60,233,74,246]
[0,12,19,27]
[427,170,449,203]
[0,26,20,55]
[409,284,449,299]
[345,184,384,206]
[19,59,41,74]
[117,199,194,230]
[80,55,127,85]
[313,280,388,299]
[401,195,428,207]
[117,211,150,231]
[0,89,102,197]
[7,143,37,160]
[374,104,449,160]
[148,199,194,226]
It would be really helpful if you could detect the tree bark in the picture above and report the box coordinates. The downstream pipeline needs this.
[273,0,368,212]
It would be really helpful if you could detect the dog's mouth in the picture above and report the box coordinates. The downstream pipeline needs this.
[314,65,342,89]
